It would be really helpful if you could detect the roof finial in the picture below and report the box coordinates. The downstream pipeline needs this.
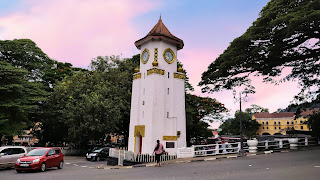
[160,13,161,20]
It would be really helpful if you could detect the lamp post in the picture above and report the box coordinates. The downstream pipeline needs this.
[233,89,248,156]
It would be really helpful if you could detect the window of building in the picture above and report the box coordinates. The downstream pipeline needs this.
[142,101,145,105]
[168,72,170,78]
[287,121,289,124]
[266,122,269,125]
[300,120,303,124]
[291,121,294,124]
[301,126,303,129]
[167,112,169,118]
[263,127,265,129]
[262,121,264,124]
[274,127,276,130]
[267,127,269,129]
[167,88,169,95]
[278,121,281,125]
[274,121,276,125]
[279,127,281,130]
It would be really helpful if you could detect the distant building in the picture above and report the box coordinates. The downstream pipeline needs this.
[253,109,319,135]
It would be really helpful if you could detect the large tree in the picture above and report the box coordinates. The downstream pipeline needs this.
[0,61,47,145]
[220,111,260,138]
[200,0,320,105]
[186,94,227,146]
[41,55,139,146]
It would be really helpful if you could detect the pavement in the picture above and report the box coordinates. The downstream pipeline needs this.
[92,145,320,170]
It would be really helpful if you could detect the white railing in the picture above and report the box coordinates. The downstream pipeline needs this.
[109,148,177,165]
[192,137,317,157]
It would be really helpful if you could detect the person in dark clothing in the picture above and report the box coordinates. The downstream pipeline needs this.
[153,140,164,167]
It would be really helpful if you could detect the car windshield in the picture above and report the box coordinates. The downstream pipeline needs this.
[27,149,48,156]
[92,148,103,153]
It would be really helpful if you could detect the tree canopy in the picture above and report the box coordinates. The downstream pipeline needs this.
[185,94,227,145]
[200,0,320,105]
[0,61,47,140]
[220,111,260,138]
[41,55,139,146]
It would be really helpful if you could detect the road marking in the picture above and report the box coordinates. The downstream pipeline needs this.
[73,164,79,166]
[314,166,320,168]
[65,163,70,165]
[266,168,269,170]
[81,166,87,168]
[249,165,252,167]
[89,167,95,169]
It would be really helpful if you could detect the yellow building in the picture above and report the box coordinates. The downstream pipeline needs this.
[253,109,318,135]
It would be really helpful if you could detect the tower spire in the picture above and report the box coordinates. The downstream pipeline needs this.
[160,13,161,20]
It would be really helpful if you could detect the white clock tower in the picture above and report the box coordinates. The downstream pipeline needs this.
[128,17,186,155]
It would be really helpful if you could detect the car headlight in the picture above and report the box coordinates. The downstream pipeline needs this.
[91,153,97,156]
[16,159,20,163]
[32,159,40,163]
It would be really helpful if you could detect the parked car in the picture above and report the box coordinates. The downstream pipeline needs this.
[86,147,110,161]
[0,146,27,169]
[15,147,64,173]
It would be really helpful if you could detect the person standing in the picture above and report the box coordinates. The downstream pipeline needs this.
[153,140,164,167]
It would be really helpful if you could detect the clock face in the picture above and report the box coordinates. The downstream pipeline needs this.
[163,48,175,64]
[141,49,149,64]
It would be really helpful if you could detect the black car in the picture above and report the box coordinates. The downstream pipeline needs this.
[85,147,110,161]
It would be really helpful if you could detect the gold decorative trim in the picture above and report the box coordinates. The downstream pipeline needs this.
[174,73,185,79]
[163,136,177,141]
[133,73,141,80]
[147,68,165,76]
[141,48,150,64]
[163,48,176,64]
[134,125,145,137]
[152,48,159,67]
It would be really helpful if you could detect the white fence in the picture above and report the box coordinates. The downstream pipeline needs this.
[192,137,317,157]
[109,148,177,165]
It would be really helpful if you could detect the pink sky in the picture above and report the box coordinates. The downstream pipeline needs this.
[0,0,301,129]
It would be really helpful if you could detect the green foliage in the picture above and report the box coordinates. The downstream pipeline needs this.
[245,104,269,116]
[177,61,194,92]
[41,55,139,146]
[199,0,320,105]
[0,39,53,81]
[307,113,320,139]
[220,111,260,138]
[0,61,47,139]
[185,94,227,145]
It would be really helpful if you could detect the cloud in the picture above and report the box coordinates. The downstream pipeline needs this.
[0,0,158,67]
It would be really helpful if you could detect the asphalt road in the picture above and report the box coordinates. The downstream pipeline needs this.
[1,149,320,180]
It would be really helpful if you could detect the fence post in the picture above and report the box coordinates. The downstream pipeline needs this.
[305,137,308,146]
[118,150,121,166]
[279,139,283,149]
[265,140,268,150]
[191,145,195,157]
[237,142,241,153]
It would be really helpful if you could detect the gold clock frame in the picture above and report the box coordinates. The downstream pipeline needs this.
[141,48,150,64]
[163,48,176,64]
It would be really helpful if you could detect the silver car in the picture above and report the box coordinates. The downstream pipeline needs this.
[0,146,27,168]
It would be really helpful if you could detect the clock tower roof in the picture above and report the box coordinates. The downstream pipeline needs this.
[135,17,184,50]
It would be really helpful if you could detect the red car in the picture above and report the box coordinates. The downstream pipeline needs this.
[15,147,64,173]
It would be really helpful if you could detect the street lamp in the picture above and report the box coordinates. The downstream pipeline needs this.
[233,89,248,156]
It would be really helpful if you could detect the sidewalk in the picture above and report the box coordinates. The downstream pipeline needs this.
[96,146,320,169]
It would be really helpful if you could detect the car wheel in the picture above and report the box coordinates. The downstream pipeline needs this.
[96,157,100,161]
[16,170,22,173]
[58,161,64,169]
[40,163,46,172]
